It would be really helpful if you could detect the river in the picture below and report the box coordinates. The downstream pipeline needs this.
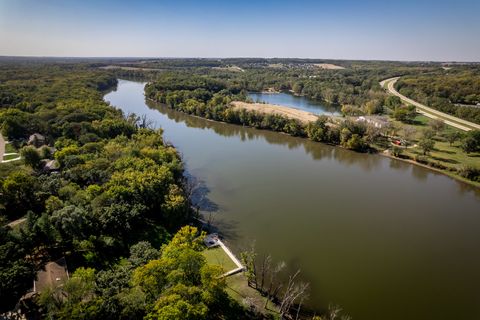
[105,79,480,320]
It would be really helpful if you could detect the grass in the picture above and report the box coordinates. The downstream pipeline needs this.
[5,143,17,153]
[202,246,238,273]
[203,246,280,317]
[225,273,280,317]
[387,115,480,187]
[3,153,20,161]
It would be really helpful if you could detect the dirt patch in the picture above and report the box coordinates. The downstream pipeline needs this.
[314,63,345,70]
[99,65,162,72]
[231,101,319,123]
[212,65,244,72]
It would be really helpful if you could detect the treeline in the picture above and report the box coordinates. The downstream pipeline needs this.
[396,68,480,124]
[102,57,439,110]
[146,74,372,152]
[0,64,252,319]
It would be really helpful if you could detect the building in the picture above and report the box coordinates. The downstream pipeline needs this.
[27,133,46,148]
[356,116,390,129]
[33,258,69,293]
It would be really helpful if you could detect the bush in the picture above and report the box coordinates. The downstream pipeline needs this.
[458,166,480,182]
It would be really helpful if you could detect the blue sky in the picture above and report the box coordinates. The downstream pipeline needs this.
[1,0,479,61]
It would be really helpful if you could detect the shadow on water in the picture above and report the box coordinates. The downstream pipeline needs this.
[146,99,480,198]
[147,99,384,168]
[184,171,219,213]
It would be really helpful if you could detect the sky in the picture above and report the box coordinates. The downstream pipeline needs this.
[1,0,479,61]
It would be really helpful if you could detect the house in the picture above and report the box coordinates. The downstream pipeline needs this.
[204,233,220,248]
[27,133,46,148]
[33,258,69,293]
[43,159,60,172]
[356,116,389,129]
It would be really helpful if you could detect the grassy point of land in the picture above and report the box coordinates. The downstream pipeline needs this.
[202,246,238,273]
[225,273,280,318]
[203,246,280,317]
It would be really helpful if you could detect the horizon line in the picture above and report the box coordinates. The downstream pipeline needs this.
[1,55,479,64]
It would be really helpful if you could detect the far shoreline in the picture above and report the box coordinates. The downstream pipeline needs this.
[143,96,480,190]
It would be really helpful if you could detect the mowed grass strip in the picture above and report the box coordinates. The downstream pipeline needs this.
[203,246,238,273]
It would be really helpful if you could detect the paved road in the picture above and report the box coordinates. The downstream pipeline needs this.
[0,133,5,161]
[380,77,480,132]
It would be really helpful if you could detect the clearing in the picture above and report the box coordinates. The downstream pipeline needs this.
[231,101,319,123]
[313,63,345,70]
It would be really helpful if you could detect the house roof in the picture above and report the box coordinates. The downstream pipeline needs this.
[33,257,69,293]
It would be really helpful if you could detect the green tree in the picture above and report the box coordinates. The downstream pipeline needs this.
[429,118,446,134]
[419,138,435,155]
[461,130,480,153]
[445,131,462,146]
[2,171,40,219]
[20,146,42,170]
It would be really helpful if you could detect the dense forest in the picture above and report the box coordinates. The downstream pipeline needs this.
[396,67,480,124]
[130,58,437,108]
[0,62,254,319]
[1,58,479,319]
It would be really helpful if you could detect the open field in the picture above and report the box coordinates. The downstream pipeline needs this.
[314,63,345,70]
[212,65,245,72]
[231,101,319,123]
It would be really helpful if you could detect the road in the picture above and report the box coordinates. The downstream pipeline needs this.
[0,133,5,161]
[380,77,480,132]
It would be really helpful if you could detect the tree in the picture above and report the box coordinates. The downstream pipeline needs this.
[401,126,416,146]
[419,138,435,155]
[346,134,367,151]
[393,105,416,123]
[461,130,480,153]
[2,171,40,219]
[385,96,401,109]
[364,99,383,115]
[423,128,435,140]
[0,223,35,313]
[20,146,42,170]
[445,131,462,146]
[429,119,446,134]
[391,146,403,157]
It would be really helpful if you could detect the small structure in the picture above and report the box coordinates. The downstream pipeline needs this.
[204,233,220,248]
[33,258,69,293]
[27,133,46,148]
[43,159,60,172]
[356,116,389,129]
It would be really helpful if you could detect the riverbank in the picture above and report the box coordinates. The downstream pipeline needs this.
[147,94,479,189]
[231,101,319,123]
[380,150,480,189]
[108,79,480,320]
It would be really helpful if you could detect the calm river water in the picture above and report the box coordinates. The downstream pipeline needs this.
[105,79,480,320]
[248,92,340,115]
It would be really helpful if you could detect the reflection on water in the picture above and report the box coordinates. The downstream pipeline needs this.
[106,79,480,320]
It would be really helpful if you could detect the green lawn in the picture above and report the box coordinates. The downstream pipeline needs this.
[225,273,280,317]
[387,114,480,186]
[202,246,238,273]
[203,246,279,316]
[5,143,17,153]
[3,153,20,161]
